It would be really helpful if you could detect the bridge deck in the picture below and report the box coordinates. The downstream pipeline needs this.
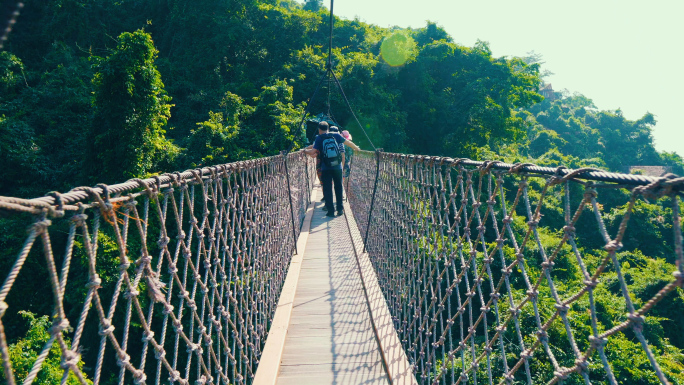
[276,188,389,385]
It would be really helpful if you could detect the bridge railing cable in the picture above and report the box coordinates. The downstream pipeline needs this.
[347,150,684,385]
[0,152,315,385]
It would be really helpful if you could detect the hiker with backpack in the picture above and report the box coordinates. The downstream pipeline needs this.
[305,123,360,217]
[306,121,330,202]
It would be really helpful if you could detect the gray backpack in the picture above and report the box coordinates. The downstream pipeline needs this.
[320,134,341,167]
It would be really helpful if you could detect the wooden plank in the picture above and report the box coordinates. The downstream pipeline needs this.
[342,202,419,385]
[252,186,318,385]
[275,194,390,385]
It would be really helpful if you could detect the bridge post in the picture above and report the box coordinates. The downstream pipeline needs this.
[281,151,298,254]
[363,148,382,252]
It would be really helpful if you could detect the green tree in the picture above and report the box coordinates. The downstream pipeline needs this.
[243,78,303,154]
[181,92,255,167]
[85,30,178,183]
[396,39,542,158]
[303,0,323,12]
[1,311,91,384]
[0,45,94,197]
[413,21,452,46]
[660,151,684,175]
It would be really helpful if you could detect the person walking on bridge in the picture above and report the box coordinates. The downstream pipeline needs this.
[306,121,329,202]
[305,123,360,216]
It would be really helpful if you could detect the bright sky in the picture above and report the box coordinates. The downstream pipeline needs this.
[300,0,684,156]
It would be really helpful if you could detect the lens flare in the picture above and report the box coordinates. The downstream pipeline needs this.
[380,31,416,67]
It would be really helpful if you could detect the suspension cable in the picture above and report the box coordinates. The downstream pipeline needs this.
[327,0,334,70]
[330,69,377,150]
[290,70,329,151]
[292,0,377,152]
[326,0,334,117]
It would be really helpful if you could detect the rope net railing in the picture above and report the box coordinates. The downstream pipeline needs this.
[347,150,684,385]
[0,151,315,385]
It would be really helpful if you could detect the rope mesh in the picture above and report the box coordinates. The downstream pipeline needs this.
[2,148,684,384]
[347,151,684,385]
[0,152,315,385]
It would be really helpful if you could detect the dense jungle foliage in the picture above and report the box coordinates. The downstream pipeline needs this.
[0,0,682,383]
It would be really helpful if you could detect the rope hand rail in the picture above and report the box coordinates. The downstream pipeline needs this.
[347,150,684,385]
[0,152,316,385]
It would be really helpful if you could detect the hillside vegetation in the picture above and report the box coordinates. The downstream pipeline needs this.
[0,0,682,384]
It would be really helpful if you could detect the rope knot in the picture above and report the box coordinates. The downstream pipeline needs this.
[157,236,170,248]
[510,163,534,174]
[627,313,645,324]
[162,303,174,315]
[553,369,570,381]
[169,370,182,382]
[674,271,683,287]
[125,288,140,299]
[47,191,65,217]
[555,303,570,314]
[99,320,115,336]
[172,318,183,332]
[604,240,623,252]
[142,330,155,342]
[536,330,549,341]
[118,261,131,272]
[49,317,71,335]
[30,219,52,234]
[133,371,147,385]
[584,188,598,199]
[60,349,80,370]
[563,225,576,235]
[576,358,590,371]
[71,213,88,224]
[116,353,131,368]
[589,335,608,348]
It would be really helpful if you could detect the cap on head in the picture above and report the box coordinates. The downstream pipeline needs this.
[329,125,340,133]
[341,130,352,140]
[318,121,329,131]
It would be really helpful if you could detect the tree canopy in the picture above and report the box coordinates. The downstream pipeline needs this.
[0,1,682,383]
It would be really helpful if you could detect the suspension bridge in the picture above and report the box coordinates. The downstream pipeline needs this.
[0,149,682,385]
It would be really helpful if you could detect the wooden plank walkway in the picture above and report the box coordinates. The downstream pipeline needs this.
[276,188,390,385]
